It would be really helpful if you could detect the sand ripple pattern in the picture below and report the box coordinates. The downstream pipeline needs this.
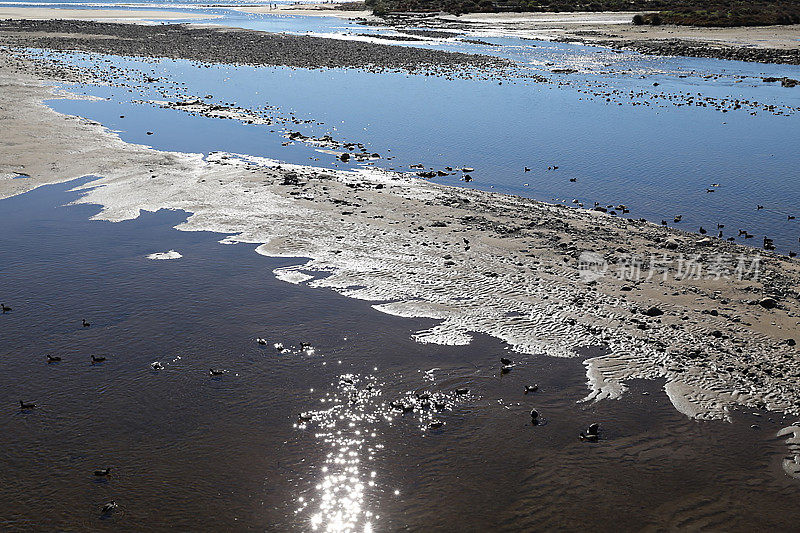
[3,72,799,424]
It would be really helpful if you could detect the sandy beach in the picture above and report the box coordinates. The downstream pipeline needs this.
[0,6,220,22]
[439,11,800,51]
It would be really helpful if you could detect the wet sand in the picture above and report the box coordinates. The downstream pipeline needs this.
[1,179,800,530]
[2,46,800,426]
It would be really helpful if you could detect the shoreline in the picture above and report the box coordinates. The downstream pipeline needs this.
[241,5,800,65]
[2,47,799,426]
[0,6,222,22]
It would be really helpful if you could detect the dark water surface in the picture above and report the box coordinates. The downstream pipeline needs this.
[2,180,800,531]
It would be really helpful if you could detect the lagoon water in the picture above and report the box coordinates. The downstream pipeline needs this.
[4,5,800,530]
[3,180,800,530]
[46,32,800,253]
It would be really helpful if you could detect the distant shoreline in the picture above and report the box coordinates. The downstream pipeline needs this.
[240,5,800,64]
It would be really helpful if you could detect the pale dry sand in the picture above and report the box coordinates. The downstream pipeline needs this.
[2,50,800,426]
[235,4,375,20]
[449,11,800,50]
[0,7,219,22]
[250,5,800,51]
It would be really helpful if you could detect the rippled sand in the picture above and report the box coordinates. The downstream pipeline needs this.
[2,52,799,428]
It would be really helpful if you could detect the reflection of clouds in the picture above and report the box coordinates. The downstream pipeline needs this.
[296,370,468,531]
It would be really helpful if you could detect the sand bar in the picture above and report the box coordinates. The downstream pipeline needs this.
[2,44,799,422]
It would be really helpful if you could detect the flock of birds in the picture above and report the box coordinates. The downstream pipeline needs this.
[9,309,118,517]
[538,169,798,256]
[501,355,600,441]
[7,299,604,519]
[660,201,798,255]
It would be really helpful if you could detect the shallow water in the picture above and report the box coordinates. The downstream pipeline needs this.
[3,180,800,531]
[44,39,800,254]
[5,7,800,529]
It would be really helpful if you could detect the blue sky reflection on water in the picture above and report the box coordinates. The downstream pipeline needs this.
[46,43,800,253]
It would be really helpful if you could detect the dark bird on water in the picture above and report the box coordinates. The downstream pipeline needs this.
[94,468,111,476]
[524,385,538,394]
[100,501,118,515]
[209,368,224,376]
[19,400,36,409]
[1,303,10,313]
[500,357,513,366]
[82,319,90,327]
[699,227,707,234]
[455,388,469,395]
[789,215,796,220]
[757,205,764,210]
[91,355,106,363]
[47,355,61,363]
[524,167,530,172]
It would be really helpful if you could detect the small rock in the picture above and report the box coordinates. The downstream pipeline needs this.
[759,297,778,309]
[644,306,664,317]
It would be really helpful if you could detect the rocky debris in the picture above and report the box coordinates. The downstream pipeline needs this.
[588,38,800,66]
[759,297,778,309]
[761,76,798,87]
[0,19,510,74]
[643,306,664,317]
